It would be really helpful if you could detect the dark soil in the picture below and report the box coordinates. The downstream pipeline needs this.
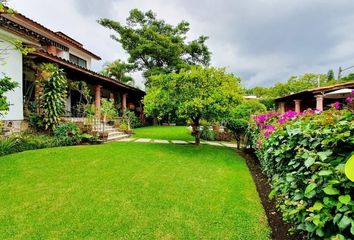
[237,149,306,240]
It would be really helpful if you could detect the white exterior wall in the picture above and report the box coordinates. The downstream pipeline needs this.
[57,50,69,60]
[0,38,23,121]
[69,47,92,69]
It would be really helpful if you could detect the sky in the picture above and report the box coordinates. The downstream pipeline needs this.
[8,0,354,89]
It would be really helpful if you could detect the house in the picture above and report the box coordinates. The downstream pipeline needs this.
[275,81,354,113]
[0,9,145,132]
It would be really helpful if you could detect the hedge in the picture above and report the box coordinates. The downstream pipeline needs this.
[249,105,354,239]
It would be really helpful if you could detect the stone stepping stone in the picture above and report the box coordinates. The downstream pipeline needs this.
[222,143,238,148]
[117,138,136,142]
[135,138,152,143]
[153,139,169,144]
[171,140,189,144]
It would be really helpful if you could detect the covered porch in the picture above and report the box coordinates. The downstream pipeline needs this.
[275,81,354,113]
[23,50,145,123]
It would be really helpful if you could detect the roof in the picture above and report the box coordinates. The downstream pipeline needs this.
[0,9,101,60]
[31,49,144,94]
[275,80,354,102]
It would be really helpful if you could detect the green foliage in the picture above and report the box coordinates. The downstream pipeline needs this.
[327,69,335,82]
[249,109,354,239]
[125,110,142,128]
[98,9,211,85]
[227,100,266,148]
[100,59,134,84]
[0,133,58,156]
[0,75,18,116]
[200,125,215,141]
[247,73,328,98]
[38,63,68,130]
[144,66,243,144]
[340,73,354,82]
[227,118,248,148]
[101,98,117,121]
[53,123,82,146]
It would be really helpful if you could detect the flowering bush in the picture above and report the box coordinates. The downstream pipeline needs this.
[249,102,354,239]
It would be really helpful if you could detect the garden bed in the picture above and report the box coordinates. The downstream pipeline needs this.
[238,149,306,240]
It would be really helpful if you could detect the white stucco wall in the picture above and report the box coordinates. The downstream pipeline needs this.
[69,47,92,69]
[0,37,23,121]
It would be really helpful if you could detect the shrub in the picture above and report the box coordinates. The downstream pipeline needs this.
[249,107,354,239]
[54,123,82,146]
[0,133,57,157]
[0,137,16,156]
[101,98,117,122]
[200,125,215,141]
[125,110,142,128]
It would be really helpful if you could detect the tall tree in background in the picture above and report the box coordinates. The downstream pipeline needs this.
[327,69,335,82]
[98,9,211,86]
[100,59,134,85]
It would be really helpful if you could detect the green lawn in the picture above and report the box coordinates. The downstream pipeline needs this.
[0,142,270,239]
[133,126,194,141]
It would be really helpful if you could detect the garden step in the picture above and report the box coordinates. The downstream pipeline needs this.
[108,131,126,138]
[107,134,130,141]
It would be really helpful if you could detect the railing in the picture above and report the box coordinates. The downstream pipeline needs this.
[61,115,131,132]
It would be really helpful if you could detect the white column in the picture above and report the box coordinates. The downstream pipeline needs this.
[294,99,302,113]
[316,95,324,111]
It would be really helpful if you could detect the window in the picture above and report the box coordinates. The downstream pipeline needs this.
[69,54,87,68]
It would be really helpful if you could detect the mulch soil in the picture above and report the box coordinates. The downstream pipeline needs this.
[237,149,306,240]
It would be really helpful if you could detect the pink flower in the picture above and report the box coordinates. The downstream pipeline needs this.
[263,131,272,137]
[346,96,353,103]
[333,101,341,110]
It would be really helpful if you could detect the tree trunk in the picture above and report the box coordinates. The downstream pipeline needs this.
[192,118,201,145]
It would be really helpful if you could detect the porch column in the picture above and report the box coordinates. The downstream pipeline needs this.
[95,85,102,117]
[278,102,285,114]
[316,95,324,111]
[122,93,128,112]
[294,99,302,113]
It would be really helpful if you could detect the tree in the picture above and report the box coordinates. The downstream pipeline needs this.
[144,66,243,145]
[340,73,354,82]
[327,69,335,82]
[98,9,211,85]
[227,100,266,148]
[100,59,134,85]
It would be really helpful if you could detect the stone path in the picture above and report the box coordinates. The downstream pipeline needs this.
[117,137,238,148]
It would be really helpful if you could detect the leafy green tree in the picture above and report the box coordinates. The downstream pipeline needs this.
[100,59,134,85]
[327,69,335,82]
[340,73,354,82]
[227,100,266,148]
[144,66,243,145]
[98,9,211,85]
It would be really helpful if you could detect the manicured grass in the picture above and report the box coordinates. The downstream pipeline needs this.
[133,125,194,141]
[0,143,270,239]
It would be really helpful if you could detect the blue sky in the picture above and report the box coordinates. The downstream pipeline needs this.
[9,0,354,89]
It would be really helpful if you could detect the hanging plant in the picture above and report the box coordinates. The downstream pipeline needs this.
[37,63,68,130]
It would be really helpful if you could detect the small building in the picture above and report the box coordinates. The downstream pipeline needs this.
[275,81,354,113]
[0,9,144,131]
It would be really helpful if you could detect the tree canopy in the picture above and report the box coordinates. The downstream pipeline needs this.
[247,73,329,98]
[144,66,243,144]
[98,9,211,85]
[100,60,134,85]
